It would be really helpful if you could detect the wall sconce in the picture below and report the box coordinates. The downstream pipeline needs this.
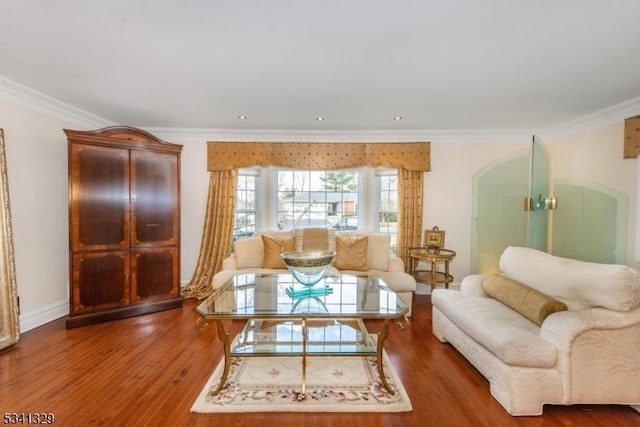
[524,194,558,211]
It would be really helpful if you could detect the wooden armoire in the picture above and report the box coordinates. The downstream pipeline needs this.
[66,126,183,328]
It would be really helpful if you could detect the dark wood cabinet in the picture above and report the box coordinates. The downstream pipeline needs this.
[66,127,182,328]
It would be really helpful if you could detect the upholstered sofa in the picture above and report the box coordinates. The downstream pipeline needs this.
[212,228,417,315]
[431,246,640,416]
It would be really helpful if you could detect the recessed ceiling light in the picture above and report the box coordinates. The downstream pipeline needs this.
[315,116,325,121]
[238,115,247,120]
[393,116,403,121]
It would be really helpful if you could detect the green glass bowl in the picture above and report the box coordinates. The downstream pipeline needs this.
[280,250,336,286]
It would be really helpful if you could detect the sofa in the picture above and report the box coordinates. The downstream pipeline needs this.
[431,246,640,416]
[212,227,417,315]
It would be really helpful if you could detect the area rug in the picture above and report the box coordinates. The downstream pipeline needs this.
[191,351,412,413]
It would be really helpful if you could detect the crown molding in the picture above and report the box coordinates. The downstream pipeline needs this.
[540,96,640,141]
[0,75,113,129]
[2,72,638,143]
[145,126,533,145]
[418,129,533,145]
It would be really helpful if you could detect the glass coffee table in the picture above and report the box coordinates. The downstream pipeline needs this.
[196,273,409,398]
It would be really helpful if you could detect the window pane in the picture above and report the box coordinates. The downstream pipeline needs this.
[234,168,399,255]
[377,171,398,254]
[276,169,360,231]
[309,171,325,191]
[234,174,257,240]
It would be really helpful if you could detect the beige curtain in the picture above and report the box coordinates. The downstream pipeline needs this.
[181,170,237,299]
[397,168,424,271]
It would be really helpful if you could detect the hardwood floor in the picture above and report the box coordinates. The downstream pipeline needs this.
[1,294,638,427]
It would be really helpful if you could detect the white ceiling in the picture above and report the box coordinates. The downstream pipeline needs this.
[1,0,640,133]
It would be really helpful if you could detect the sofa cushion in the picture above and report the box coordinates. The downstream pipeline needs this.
[233,235,264,269]
[482,274,568,325]
[338,231,390,271]
[432,289,558,368]
[295,227,336,252]
[334,235,368,271]
[262,235,295,269]
[500,246,640,312]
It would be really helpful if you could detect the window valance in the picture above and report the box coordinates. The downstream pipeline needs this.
[624,115,640,158]
[207,141,431,171]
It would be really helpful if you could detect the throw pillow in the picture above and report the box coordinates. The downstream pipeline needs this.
[334,235,368,271]
[262,235,295,269]
[336,232,390,271]
[233,235,264,269]
[482,274,568,325]
[362,233,390,271]
[294,227,336,252]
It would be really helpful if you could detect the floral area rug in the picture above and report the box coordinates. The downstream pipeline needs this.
[191,350,412,413]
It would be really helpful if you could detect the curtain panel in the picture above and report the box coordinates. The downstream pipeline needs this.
[398,168,424,270]
[182,169,237,299]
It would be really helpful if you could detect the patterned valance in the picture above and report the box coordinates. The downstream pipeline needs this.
[624,115,640,158]
[207,141,431,171]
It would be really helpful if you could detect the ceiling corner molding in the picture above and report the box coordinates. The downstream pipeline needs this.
[145,126,533,145]
[146,127,436,143]
[540,96,640,140]
[423,129,533,144]
[0,75,113,129]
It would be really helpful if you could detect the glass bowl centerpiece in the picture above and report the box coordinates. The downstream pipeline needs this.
[280,250,336,287]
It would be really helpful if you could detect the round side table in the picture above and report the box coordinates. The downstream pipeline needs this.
[408,247,456,290]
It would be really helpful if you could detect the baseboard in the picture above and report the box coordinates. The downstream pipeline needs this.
[19,299,69,333]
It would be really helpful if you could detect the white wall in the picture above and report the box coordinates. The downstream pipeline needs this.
[0,100,78,331]
[175,140,209,284]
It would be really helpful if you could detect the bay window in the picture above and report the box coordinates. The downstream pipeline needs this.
[235,167,398,253]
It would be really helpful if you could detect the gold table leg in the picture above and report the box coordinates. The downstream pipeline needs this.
[207,319,231,398]
[444,260,451,288]
[430,260,437,291]
[300,318,307,400]
[376,318,395,395]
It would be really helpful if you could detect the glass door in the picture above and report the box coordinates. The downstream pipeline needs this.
[527,136,550,251]
[471,152,529,274]
[472,135,628,271]
[471,136,550,273]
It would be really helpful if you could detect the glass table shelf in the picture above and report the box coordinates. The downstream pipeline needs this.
[232,318,375,356]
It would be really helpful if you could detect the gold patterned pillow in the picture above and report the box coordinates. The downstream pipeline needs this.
[262,235,295,269]
[482,274,568,325]
[334,235,368,271]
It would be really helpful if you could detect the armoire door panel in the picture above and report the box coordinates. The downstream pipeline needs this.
[70,144,130,251]
[131,247,179,301]
[71,251,130,314]
[130,151,178,246]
